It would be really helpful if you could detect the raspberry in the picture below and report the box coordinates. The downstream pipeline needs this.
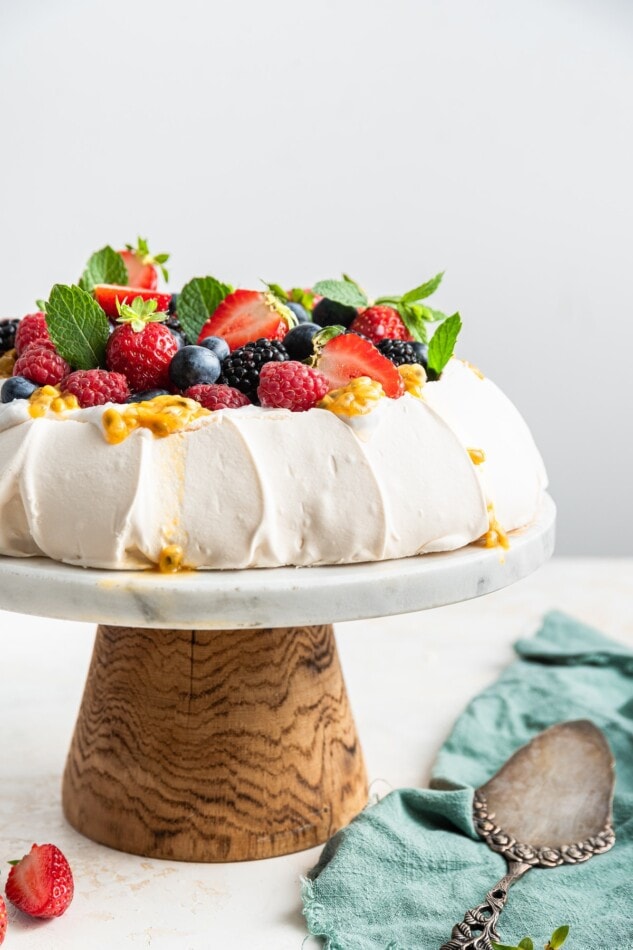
[220,338,288,401]
[61,369,130,408]
[0,318,19,355]
[13,343,70,386]
[184,384,251,410]
[257,360,330,412]
[349,306,413,346]
[106,322,178,392]
[15,312,50,355]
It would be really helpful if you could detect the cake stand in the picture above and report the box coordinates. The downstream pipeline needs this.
[0,495,555,863]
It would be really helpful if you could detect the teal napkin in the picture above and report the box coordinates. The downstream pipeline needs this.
[302,611,633,949]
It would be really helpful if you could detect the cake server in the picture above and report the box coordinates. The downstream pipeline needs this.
[440,719,615,950]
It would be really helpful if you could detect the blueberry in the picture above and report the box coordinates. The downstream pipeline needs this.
[168,327,186,349]
[168,293,178,316]
[1,376,38,403]
[199,335,230,361]
[169,345,221,390]
[283,323,322,361]
[286,301,311,323]
[410,342,429,369]
[128,388,170,403]
[312,297,358,329]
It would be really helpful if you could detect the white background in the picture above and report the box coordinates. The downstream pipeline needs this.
[1,0,631,553]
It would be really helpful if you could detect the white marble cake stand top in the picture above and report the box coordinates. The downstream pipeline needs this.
[0,495,555,629]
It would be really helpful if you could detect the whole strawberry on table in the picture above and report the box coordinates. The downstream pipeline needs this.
[0,238,462,416]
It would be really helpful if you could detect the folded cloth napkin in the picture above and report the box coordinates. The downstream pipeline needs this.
[302,611,633,950]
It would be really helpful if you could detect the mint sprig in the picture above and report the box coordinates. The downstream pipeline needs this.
[78,246,128,293]
[44,284,110,369]
[177,276,232,343]
[375,271,447,343]
[493,924,569,950]
[312,278,368,309]
[427,312,462,377]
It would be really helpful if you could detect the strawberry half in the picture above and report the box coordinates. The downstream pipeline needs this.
[0,894,6,945]
[94,285,172,320]
[198,290,295,351]
[5,843,74,919]
[118,238,170,289]
[316,333,405,399]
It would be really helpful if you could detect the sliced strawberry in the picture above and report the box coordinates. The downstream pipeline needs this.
[119,250,158,290]
[5,843,74,919]
[316,333,405,399]
[198,290,295,351]
[0,894,6,945]
[94,285,172,320]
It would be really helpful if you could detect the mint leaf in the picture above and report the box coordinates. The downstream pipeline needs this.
[427,312,462,376]
[45,284,110,369]
[313,279,368,308]
[548,926,569,949]
[178,276,232,343]
[78,246,128,293]
[397,304,428,344]
[518,939,534,950]
[401,271,444,304]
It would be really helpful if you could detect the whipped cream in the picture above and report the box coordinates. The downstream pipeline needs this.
[0,360,547,569]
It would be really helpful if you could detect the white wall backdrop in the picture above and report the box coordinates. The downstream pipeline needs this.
[1,0,631,554]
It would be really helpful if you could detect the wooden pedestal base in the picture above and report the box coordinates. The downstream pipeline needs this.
[62,624,367,862]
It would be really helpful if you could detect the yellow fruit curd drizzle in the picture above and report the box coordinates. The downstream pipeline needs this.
[29,385,79,417]
[482,503,510,551]
[102,395,210,444]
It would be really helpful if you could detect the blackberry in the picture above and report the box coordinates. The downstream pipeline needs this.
[0,319,19,355]
[378,339,427,368]
[220,338,289,401]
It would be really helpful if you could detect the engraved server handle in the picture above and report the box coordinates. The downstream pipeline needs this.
[439,862,531,950]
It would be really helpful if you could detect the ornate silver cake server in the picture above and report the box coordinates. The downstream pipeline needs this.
[441,720,615,950]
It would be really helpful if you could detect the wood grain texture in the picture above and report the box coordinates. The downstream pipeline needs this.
[62,624,367,862]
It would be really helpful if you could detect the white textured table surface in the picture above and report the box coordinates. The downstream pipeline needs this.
[0,557,631,949]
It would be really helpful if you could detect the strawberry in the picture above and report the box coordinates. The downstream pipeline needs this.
[14,311,50,355]
[106,296,178,392]
[5,843,74,919]
[13,343,70,386]
[0,894,6,945]
[118,237,170,290]
[94,285,172,320]
[61,369,130,407]
[257,361,330,411]
[198,290,295,351]
[316,333,405,399]
[349,305,413,346]
[184,383,251,410]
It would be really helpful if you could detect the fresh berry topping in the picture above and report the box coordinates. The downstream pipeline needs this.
[14,312,50,355]
[106,297,178,392]
[128,388,170,403]
[94,285,172,320]
[61,369,130,407]
[169,345,222,390]
[118,237,170,289]
[349,306,413,345]
[282,322,322,361]
[316,333,404,399]
[5,843,74,919]
[13,344,70,386]
[198,335,230,361]
[285,301,311,323]
[258,361,330,412]
[0,318,19,355]
[312,297,357,329]
[220,338,289,401]
[319,376,385,417]
[0,894,5,945]
[184,383,251,410]
[198,290,295,351]
[1,376,38,403]
[377,339,419,366]
[168,293,178,316]
[410,341,429,369]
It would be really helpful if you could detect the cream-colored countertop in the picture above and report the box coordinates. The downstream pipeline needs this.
[0,557,631,949]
